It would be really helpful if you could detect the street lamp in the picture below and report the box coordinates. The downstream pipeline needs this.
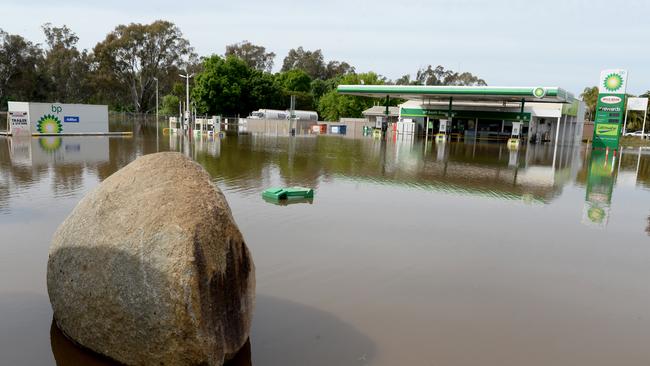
[153,77,159,151]
[179,72,194,136]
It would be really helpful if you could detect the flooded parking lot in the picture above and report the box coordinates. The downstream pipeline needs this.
[1,132,649,365]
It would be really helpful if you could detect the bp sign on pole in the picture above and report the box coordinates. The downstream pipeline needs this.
[593,69,628,149]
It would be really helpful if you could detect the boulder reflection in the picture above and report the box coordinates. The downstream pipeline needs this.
[50,319,253,366]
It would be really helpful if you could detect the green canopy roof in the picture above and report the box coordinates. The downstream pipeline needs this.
[337,85,574,103]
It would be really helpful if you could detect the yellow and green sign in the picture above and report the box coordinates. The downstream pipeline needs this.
[595,123,619,137]
[593,69,627,149]
[583,149,616,227]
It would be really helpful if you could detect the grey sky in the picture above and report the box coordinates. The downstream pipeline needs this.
[3,0,649,95]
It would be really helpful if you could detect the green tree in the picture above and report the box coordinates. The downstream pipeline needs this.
[249,71,284,111]
[395,74,415,85]
[225,40,275,72]
[317,72,390,121]
[92,20,195,112]
[281,47,325,80]
[276,69,312,93]
[414,65,486,86]
[192,55,284,116]
[324,60,355,79]
[580,86,598,121]
[0,29,45,108]
[161,94,180,116]
[41,23,91,103]
[310,78,337,101]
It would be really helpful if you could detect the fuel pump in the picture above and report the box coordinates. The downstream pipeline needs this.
[435,119,449,142]
[507,121,522,149]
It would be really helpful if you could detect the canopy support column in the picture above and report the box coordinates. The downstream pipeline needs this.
[447,97,453,136]
[383,95,390,135]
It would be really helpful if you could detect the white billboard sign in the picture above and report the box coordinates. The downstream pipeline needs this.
[627,97,648,111]
[7,101,108,135]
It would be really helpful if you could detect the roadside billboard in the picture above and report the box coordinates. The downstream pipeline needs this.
[7,102,108,135]
[627,97,648,111]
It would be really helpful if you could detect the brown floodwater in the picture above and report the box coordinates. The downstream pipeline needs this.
[0,130,649,365]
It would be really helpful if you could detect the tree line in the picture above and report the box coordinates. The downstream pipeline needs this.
[0,20,488,121]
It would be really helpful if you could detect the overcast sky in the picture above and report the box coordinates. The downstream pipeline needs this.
[3,0,649,96]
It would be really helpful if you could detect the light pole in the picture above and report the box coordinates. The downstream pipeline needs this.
[179,72,194,138]
[153,77,159,151]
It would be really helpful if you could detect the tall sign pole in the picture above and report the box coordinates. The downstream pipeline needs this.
[642,109,648,140]
[593,69,628,150]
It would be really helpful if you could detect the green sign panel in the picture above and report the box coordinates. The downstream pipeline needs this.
[595,123,619,137]
[583,149,617,227]
[593,69,627,149]
[400,108,531,122]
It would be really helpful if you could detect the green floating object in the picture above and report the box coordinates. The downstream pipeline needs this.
[262,186,314,201]
[262,187,287,200]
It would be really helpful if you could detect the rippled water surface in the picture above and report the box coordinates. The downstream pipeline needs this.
[1,131,649,366]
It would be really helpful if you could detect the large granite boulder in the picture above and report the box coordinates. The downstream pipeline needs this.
[47,152,255,366]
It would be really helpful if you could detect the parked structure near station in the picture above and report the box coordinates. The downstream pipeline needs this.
[5,102,111,136]
[339,85,585,145]
[362,106,399,125]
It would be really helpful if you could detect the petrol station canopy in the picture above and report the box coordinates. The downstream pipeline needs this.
[337,85,575,104]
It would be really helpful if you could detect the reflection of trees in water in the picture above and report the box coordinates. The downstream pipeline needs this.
[646,216,650,236]
[95,137,144,181]
[186,136,572,201]
[0,138,49,185]
[0,183,8,213]
[196,137,271,192]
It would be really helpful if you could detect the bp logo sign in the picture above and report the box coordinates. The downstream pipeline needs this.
[603,73,624,92]
[36,114,63,134]
[533,87,546,98]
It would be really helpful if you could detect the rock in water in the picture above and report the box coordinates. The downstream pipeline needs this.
[47,152,255,366]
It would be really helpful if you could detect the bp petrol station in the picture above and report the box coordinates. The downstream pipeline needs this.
[338,84,585,148]
[338,69,639,152]
[338,70,638,227]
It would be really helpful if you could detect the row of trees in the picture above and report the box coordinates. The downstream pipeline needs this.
[0,21,196,114]
[188,41,487,120]
[0,20,488,121]
[580,86,650,131]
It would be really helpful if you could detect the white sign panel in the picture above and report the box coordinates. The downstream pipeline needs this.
[627,97,648,111]
[8,101,108,135]
[598,69,628,94]
[9,111,30,135]
[512,122,522,137]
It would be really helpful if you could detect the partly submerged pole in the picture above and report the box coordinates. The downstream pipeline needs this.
[642,107,648,140]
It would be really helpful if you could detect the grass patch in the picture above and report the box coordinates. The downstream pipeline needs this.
[620,136,650,147]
